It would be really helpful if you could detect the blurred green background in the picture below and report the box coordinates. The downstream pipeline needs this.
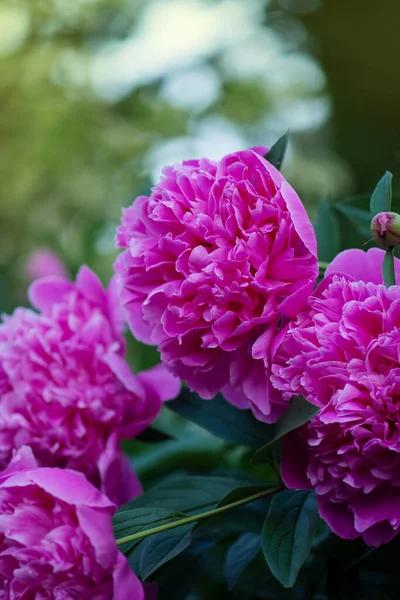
[1,0,398,310]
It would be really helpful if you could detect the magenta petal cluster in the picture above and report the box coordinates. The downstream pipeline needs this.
[115,147,318,421]
[0,266,180,505]
[0,447,144,599]
[271,248,400,546]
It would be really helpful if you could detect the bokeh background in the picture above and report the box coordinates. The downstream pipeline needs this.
[1,0,399,308]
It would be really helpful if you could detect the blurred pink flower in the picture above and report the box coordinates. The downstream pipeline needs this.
[0,266,180,505]
[271,248,400,546]
[115,147,317,422]
[0,447,144,599]
[24,248,68,281]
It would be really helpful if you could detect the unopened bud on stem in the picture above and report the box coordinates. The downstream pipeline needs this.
[371,211,400,248]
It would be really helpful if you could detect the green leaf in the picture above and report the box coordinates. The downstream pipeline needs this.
[153,550,201,600]
[113,508,187,554]
[122,474,260,514]
[134,487,273,581]
[261,490,319,588]
[383,247,396,287]
[135,427,173,443]
[314,200,341,262]
[138,524,194,579]
[345,546,376,571]
[332,193,400,245]
[168,389,274,448]
[224,533,260,590]
[370,171,393,217]
[335,197,372,238]
[122,477,276,580]
[217,485,275,508]
[252,395,319,464]
[265,132,289,171]
[232,553,285,599]
[125,437,227,485]
[125,332,161,372]
[334,207,371,251]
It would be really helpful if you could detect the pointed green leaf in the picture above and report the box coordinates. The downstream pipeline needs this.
[314,200,341,262]
[113,508,187,554]
[217,486,275,508]
[383,247,396,287]
[134,486,274,580]
[122,475,269,577]
[335,198,372,238]
[121,475,260,514]
[345,546,376,571]
[252,395,319,464]
[261,490,319,588]
[135,427,173,442]
[138,525,194,579]
[370,171,393,217]
[265,132,289,171]
[224,533,261,590]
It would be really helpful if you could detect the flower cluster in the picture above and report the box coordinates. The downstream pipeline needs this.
[4,142,400,597]
[0,266,179,505]
[0,260,180,596]
[271,248,400,546]
[115,147,318,422]
[115,147,400,548]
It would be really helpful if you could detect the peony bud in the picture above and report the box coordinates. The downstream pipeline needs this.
[371,211,400,248]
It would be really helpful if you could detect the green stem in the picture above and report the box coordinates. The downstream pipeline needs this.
[272,447,282,484]
[116,486,280,546]
[318,261,330,270]
[383,247,396,287]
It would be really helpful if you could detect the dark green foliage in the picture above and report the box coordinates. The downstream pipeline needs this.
[252,395,319,464]
[224,533,261,590]
[168,389,275,449]
[262,490,319,588]
[315,200,341,262]
[115,474,277,582]
[370,172,393,217]
[265,132,290,171]
[383,247,396,287]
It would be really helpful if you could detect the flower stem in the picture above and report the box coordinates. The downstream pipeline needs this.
[116,486,280,546]
[318,261,330,270]
[383,247,396,287]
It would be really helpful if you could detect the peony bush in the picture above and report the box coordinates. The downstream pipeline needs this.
[2,139,400,598]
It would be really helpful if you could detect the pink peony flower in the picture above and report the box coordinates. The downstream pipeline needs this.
[0,447,144,599]
[24,248,69,281]
[0,266,180,505]
[115,147,317,422]
[271,248,400,546]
